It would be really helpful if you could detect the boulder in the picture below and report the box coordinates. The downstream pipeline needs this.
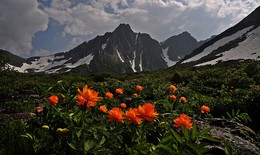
[195,118,260,155]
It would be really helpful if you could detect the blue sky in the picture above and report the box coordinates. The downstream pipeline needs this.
[0,0,259,58]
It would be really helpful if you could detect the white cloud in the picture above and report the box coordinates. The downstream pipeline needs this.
[44,1,120,37]
[44,0,259,42]
[69,37,84,48]
[33,49,51,57]
[1,0,259,58]
[0,0,48,57]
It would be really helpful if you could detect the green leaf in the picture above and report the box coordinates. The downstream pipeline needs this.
[191,123,198,140]
[224,140,233,155]
[198,134,219,142]
[236,109,240,116]
[68,143,78,151]
[155,145,174,154]
[197,128,211,137]
[21,133,33,140]
[186,143,209,155]
[47,86,53,92]
[76,129,82,139]
[182,125,190,139]
[84,140,96,152]
[171,129,183,144]
[226,112,232,119]
[94,136,106,150]
[172,144,178,151]
[232,109,235,118]
[160,136,174,145]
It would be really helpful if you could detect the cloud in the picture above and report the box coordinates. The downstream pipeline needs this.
[1,0,259,58]
[68,37,86,49]
[0,0,48,58]
[33,49,51,57]
[43,0,259,42]
[44,0,120,37]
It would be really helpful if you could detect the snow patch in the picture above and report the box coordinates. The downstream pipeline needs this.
[7,64,28,73]
[10,55,70,73]
[54,55,65,59]
[183,25,254,63]
[162,47,178,67]
[102,38,109,50]
[116,49,124,62]
[102,43,107,50]
[139,52,143,72]
[130,51,137,72]
[65,54,94,68]
[195,26,260,67]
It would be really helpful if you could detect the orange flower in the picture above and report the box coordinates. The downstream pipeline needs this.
[138,103,158,121]
[125,108,142,124]
[106,92,113,99]
[115,88,123,95]
[36,108,42,113]
[108,107,124,123]
[201,105,210,114]
[133,93,138,98]
[136,85,143,91]
[170,95,176,100]
[120,103,127,109]
[49,95,59,105]
[173,114,192,129]
[76,85,102,108]
[179,96,187,103]
[99,105,108,113]
[170,85,177,91]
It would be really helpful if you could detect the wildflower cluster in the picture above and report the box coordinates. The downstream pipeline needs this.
[27,81,215,154]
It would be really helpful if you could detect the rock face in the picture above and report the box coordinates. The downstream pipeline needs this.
[161,32,208,61]
[196,118,260,155]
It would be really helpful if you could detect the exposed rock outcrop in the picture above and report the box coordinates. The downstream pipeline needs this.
[196,118,260,155]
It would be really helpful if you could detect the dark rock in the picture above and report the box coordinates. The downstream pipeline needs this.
[195,118,260,155]
[171,72,183,84]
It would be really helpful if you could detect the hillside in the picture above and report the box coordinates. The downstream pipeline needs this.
[180,6,260,66]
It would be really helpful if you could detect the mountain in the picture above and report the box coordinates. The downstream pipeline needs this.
[5,24,204,74]
[180,6,260,66]
[161,31,210,66]
[7,24,169,74]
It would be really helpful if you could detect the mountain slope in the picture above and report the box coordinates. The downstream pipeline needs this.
[8,24,168,74]
[180,6,260,66]
[161,31,209,66]
[7,24,207,74]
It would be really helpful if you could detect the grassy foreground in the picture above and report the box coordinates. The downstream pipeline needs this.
[0,60,259,154]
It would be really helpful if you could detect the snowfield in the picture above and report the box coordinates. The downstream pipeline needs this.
[195,26,260,66]
[183,26,254,64]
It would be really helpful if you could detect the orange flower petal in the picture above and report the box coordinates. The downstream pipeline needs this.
[173,114,192,129]
[201,105,210,113]
[136,85,143,91]
[49,95,59,105]
[108,107,124,123]
[106,92,113,99]
[115,88,123,95]
[170,85,177,91]
[125,108,142,124]
[138,103,158,121]
[99,105,108,113]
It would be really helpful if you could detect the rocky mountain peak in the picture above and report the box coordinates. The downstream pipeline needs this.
[113,23,134,35]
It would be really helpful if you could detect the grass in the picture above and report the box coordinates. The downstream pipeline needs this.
[0,60,259,154]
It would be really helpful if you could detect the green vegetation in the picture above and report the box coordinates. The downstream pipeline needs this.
[0,59,259,154]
